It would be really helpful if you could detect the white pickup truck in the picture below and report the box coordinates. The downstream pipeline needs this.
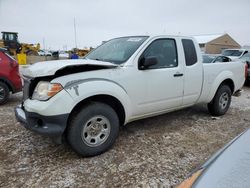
[15,35,247,156]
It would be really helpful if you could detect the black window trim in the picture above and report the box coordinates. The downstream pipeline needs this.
[138,38,178,70]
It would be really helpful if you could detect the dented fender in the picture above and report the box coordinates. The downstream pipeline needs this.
[62,78,132,123]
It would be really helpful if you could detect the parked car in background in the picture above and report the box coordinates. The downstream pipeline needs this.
[38,50,52,56]
[202,54,216,63]
[239,53,250,83]
[240,52,250,64]
[15,35,246,157]
[202,54,232,63]
[0,48,22,104]
[177,128,250,188]
[222,48,249,60]
[59,51,70,58]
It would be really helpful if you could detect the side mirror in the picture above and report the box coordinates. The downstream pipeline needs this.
[139,56,158,70]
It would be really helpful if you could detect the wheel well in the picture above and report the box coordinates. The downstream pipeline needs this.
[220,79,234,93]
[0,78,13,92]
[68,95,126,126]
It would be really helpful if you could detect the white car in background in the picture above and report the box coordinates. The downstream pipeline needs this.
[59,51,70,58]
[202,54,232,63]
[221,48,249,60]
[38,50,52,56]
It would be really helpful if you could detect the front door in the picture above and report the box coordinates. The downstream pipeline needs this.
[137,38,184,114]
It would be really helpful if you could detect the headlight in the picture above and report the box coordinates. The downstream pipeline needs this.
[32,81,63,101]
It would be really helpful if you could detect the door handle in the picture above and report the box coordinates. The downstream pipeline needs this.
[173,73,183,77]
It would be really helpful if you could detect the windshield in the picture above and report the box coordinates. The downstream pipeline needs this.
[222,50,243,57]
[86,36,148,64]
[203,55,216,63]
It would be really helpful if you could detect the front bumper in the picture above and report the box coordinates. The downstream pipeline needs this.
[15,104,69,143]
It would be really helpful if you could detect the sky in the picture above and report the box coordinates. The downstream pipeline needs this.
[0,0,250,50]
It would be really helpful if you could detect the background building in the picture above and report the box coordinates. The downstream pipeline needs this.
[193,33,241,54]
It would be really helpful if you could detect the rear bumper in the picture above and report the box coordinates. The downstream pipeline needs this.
[15,104,69,143]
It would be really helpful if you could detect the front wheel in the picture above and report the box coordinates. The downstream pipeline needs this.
[67,102,119,157]
[207,85,232,116]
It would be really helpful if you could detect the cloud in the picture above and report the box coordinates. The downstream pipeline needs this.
[0,0,249,50]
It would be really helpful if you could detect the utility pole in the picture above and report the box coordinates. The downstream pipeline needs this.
[43,37,46,51]
[74,17,77,49]
[43,37,47,61]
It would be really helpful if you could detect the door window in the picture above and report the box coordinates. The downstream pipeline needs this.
[140,39,178,69]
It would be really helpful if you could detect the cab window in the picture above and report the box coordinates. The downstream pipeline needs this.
[182,39,197,66]
[140,39,178,69]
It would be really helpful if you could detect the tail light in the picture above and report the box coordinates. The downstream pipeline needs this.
[247,61,250,68]
[245,62,248,79]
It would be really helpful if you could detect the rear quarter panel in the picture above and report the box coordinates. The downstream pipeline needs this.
[0,51,22,92]
[198,61,245,103]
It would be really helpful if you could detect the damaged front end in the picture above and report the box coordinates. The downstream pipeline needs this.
[21,59,118,100]
[15,59,118,143]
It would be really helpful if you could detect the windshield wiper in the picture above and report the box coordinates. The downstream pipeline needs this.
[86,58,120,66]
[94,58,112,63]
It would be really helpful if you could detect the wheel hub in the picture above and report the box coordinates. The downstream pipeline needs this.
[81,116,111,147]
[89,122,102,136]
[219,92,229,110]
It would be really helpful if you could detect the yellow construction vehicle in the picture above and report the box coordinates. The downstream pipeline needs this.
[0,31,40,56]
[71,47,93,57]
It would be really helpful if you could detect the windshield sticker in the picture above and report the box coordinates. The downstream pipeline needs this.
[127,38,142,42]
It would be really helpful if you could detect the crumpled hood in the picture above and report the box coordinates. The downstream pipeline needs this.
[21,59,118,78]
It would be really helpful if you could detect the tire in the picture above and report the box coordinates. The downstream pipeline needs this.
[207,85,232,116]
[0,81,10,105]
[245,79,250,86]
[67,102,120,157]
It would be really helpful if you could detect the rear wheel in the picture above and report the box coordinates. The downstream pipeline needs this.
[67,102,119,157]
[0,81,10,105]
[207,85,232,116]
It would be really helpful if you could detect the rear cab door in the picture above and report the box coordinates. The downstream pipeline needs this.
[181,38,203,106]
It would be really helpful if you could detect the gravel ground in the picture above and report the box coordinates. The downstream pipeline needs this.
[0,86,250,187]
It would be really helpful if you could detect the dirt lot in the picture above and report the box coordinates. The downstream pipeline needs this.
[0,87,250,187]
